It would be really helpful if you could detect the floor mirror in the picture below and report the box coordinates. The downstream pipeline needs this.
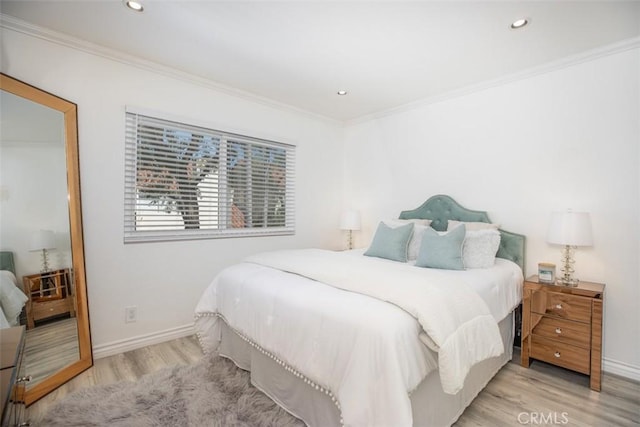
[0,73,92,405]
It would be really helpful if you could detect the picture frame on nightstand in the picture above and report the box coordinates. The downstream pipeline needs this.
[537,262,556,284]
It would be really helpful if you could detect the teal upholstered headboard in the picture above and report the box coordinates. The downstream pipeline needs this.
[399,195,526,272]
[0,251,16,275]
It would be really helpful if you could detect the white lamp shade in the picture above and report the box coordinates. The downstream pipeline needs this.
[29,230,56,251]
[547,211,593,247]
[340,210,361,231]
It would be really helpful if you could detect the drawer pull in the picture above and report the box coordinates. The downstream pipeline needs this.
[17,375,32,383]
[555,304,563,309]
[555,328,562,334]
[554,351,561,358]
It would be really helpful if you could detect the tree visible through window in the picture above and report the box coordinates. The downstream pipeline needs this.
[124,112,295,242]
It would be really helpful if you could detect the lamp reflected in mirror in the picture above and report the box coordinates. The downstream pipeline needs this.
[29,230,56,273]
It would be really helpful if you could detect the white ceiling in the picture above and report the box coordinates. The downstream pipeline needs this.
[1,1,639,121]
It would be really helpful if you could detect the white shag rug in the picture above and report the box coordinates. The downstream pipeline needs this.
[37,355,305,427]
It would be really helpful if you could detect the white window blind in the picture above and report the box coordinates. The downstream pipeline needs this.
[124,111,295,242]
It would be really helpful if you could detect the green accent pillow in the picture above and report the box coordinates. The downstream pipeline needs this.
[415,224,466,270]
[364,222,414,262]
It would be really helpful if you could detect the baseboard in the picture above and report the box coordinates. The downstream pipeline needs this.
[93,323,195,360]
[604,357,640,382]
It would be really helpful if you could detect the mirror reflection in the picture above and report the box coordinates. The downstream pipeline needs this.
[0,88,80,389]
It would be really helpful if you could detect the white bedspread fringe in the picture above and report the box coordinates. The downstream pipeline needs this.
[194,311,345,426]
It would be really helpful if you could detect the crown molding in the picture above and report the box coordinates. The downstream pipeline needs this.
[347,36,640,125]
[2,13,637,127]
[0,14,341,126]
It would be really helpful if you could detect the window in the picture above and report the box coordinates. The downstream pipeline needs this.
[124,111,295,242]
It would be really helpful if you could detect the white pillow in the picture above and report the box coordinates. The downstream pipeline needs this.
[0,270,28,326]
[383,219,432,261]
[448,220,500,231]
[462,229,501,269]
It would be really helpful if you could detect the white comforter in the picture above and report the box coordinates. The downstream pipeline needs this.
[1,270,28,329]
[195,250,522,427]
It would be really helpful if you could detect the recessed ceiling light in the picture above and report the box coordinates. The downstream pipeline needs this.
[337,90,348,96]
[510,18,529,29]
[124,0,144,12]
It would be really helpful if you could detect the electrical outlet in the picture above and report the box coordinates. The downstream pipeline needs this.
[125,306,137,323]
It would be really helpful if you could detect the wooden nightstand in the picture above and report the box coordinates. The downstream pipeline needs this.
[22,268,76,329]
[521,275,605,391]
[1,326,27,427]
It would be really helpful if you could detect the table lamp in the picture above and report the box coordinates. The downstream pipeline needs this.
[340,210,361,250]
[30,229,56,273]
[546,210,593,286]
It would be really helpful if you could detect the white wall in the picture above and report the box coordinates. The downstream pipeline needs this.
[1,28,345,351]
[3,24,638,379]
[0,143,72,276]
[344,47,640,376]
[1,88,73,276]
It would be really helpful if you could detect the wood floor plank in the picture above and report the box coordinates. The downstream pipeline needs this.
[454,349,640,427]
[26,339,639,426]
[22,318,80,387]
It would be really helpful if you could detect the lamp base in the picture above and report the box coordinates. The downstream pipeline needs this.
[346,230,354,251]
[558,245,578,286]
[558,276,579,287]
[40,248,52,273]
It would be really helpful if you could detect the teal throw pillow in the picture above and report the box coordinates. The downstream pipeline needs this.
[364,222,414,262]
[415,224,465,270]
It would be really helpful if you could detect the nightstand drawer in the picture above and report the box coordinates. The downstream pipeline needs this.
[531,290,591,323]
[32,297,73,321]
[531,315,591,348]
[530,335,590,374]
[1,327,26,427]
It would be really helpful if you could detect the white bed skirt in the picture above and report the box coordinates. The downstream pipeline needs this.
[217,312,514,427]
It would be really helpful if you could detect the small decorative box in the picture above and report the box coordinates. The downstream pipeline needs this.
[538,262,556,284]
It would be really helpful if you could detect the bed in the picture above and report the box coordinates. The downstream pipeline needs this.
[195,195,525,427]
[0,252,28,329]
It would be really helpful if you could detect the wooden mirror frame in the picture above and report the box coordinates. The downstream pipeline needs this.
[0,73,93,405]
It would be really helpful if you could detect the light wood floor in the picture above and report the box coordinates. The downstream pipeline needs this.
[22,317,79,387]
[27,338,640,426]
